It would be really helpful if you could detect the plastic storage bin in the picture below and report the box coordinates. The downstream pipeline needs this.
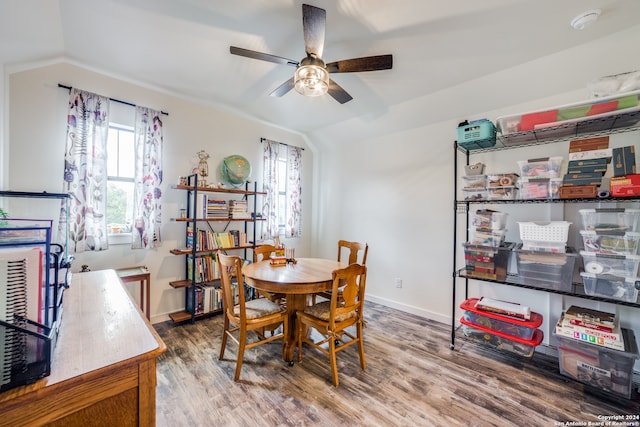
[460,319,543,358]
[518,221,571,243]
[579,208,640,233]
[463,243,513,281]
[457,120,496,150]
[471,210,508,231]
[517,157,563,178]
[554,329,639,399]
[486,173,519,188]
[487,186,517,200]
[580,230,640,255]
[462,175,487,189]
[515,246,578,291]
[580,272,640,303]
[460,298,542,340]
[580,251,640,277]
[521,241,566,253]
[519,177,562,199]
[470,228,507,247]
[463,188,486,201]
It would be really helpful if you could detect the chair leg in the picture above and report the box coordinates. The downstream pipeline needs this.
[234,327,247,381]
[297,317,304,362]
[357,322,367,370]
[329,337,339,387]
[219,317,229,360]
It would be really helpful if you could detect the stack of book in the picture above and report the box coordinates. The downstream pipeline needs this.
[229,200,251,219]
[560,136,610,198]
[555,305,624,351]
[206,199,229,218]
[269,254,287,266]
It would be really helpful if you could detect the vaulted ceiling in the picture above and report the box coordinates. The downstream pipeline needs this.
[2,0,640,140]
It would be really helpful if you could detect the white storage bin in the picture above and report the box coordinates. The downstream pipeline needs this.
[518,221,571,243]
[580,230,640,255]
[579,208,640,233]
[580,272,640,303]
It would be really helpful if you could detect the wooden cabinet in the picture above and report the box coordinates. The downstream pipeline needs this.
[169,175,266,323]
[0,269,166,427]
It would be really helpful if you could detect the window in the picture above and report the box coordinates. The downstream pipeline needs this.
[277,147,288,233]
[262,139,302,239]
[106,124,135,234]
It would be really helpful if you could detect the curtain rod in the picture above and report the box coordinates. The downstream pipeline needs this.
[260,137,305,150]
[57,84,169,116]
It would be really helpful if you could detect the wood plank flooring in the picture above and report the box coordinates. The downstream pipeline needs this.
[153,302,639,427]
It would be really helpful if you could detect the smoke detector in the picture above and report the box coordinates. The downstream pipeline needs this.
[571,9,601,30]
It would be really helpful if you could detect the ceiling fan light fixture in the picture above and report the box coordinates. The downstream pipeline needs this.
[294,64,329,97]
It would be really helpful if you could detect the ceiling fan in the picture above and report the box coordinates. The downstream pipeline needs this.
[229,3,393,104]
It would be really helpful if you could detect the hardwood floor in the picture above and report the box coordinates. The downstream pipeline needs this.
[154,302,639,427]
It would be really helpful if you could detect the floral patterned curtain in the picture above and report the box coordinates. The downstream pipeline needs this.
[59,88,110,253]
[261,139,279,240]
[132,106,163,249]
[286,145,302,238]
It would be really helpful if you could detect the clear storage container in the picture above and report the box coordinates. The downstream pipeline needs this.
[580,272,640,303]
[471,210,508,231]
[580,230,640,255]
[461,319,543,358]
[518,177,562,199]
[579,208,640,233]
[554,329,639,399]
[462,188,486,201]
[487,186,517,200]
[515,246,578,291]
[580,251,640,277]
[470,228,507,247]
[460,298,542,341]
[463,243,513,281]
[462,175,487,189]
[517,157,563,178]
[486,173,519,188]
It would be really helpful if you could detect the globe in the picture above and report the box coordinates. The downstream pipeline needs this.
[221,155,251,187]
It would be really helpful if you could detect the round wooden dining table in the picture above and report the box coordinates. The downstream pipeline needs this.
[242,257,346,362]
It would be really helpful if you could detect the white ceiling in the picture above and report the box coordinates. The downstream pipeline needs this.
[2,0,640,139]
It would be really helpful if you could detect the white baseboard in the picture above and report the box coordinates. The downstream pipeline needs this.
[365,294,451,325]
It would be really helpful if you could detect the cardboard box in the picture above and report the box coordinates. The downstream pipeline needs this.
[612,146,636,177]
[569,136,610,153]
[610,174,640,197]
[559,185,598,199]
[562,173,604,186]
[568,148,612,161]
[567,158,609,168]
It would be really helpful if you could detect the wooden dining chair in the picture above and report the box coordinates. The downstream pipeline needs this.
[253,244,286,304]
[216,252,288,381]
[297,263,367,387]
[313,240,368,303]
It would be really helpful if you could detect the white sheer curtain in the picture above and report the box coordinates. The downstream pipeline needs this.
[261,139,303,240]
[261,139,279,240]
[132,106,163,249]
[59,88,110,253]
[286,145,302,238]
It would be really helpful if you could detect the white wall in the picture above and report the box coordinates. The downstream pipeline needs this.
[7,61,313,323]
[310,25,640,359]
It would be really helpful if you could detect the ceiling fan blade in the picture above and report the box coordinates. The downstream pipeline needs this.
[230,46,298,67]
[325,55,393,73]
[302,4,326,58]
[327,79,353,104]
[269,77,295,97]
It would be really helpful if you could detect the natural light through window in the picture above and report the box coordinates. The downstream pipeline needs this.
[107,124,135,234]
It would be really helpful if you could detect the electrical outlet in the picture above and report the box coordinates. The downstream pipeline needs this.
[456,204,467,214]
[394,278,402,288]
